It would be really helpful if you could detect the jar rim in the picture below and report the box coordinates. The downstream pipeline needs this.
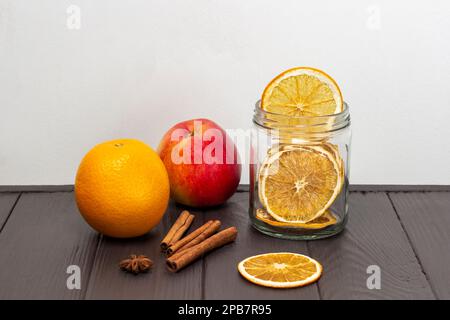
[253,100,350,133]
[254,100,349,120]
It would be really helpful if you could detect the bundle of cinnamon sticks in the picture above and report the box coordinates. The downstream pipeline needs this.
[161,210,237,272]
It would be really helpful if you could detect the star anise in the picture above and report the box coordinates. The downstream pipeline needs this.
[119,254,153,274]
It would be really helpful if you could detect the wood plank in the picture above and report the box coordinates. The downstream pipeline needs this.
[308,192,435,299]
[350,185,450,192]
[388,192,450,299]
[85,202,203,299]
[0,185,74,193]
[203,192,320,300]
[0,193,20,230]
[0,192,99,299]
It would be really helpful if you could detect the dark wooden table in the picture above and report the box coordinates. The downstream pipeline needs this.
[0,185,449,300]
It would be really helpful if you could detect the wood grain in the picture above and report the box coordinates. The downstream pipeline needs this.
[389,191,450,299]
[308,192,435,299]
[84,202,204,299]
[0,192,99,299]
[203,192,320,300]
[0,193,20,230]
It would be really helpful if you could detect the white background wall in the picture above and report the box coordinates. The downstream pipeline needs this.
[1,0,450,185]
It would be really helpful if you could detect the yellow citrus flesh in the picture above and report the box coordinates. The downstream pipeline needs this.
[267,143,345,181]
[238,253,322,288]
[256,208,338,229]
[261,67,343,116]
[302,143,345,189]
[259,146,342,223]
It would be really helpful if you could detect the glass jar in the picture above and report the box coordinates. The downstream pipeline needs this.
[249,101,351,240]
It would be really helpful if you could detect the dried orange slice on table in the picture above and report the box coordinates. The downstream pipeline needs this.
[238,252,322,288]
[261,67,343,116]
[259,145,343,223]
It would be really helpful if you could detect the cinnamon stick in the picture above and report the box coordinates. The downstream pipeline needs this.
[166,226,238,272]
[167,220,221,257]
[160,210,195,251]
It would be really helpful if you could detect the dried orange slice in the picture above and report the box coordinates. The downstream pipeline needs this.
[238,252,322,288]
[261,67,343,116]
[267,143,345,180]
[259,145,342,223]
[304,143,345,188]
[255,208,338,229]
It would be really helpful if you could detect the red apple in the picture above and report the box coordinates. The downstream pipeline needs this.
[157,118,241,207]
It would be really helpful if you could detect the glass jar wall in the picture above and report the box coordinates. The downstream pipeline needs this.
[249,101,351,240]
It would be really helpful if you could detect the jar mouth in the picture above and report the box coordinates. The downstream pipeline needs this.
[253,100,350,134]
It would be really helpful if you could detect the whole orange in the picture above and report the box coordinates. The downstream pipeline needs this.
[75,139,170,238]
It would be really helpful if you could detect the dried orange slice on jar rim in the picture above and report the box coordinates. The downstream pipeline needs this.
[238,252,322,288]
[261,67,343,116]
[255,208,338,229]
[259,145,343,223]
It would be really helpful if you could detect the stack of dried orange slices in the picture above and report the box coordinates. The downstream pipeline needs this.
[238,68,345,289]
